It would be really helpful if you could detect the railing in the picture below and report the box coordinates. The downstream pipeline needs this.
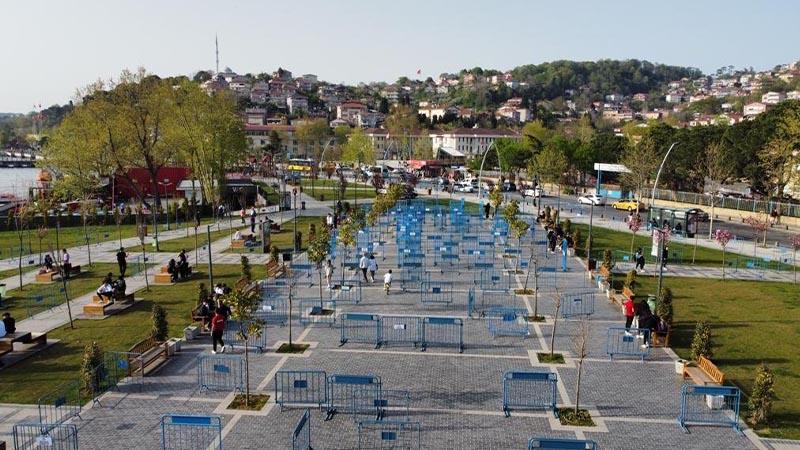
[651,188,800,218]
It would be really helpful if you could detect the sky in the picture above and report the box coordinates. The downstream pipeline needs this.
[2,0,799,113]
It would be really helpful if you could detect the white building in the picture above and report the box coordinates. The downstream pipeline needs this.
[430,128,520,157]
[336,101,368,125]
[743,102,767,116]
[665,93,683,103]
[287,95,309,115]
[787,91,800,100]
[762,91,786,105]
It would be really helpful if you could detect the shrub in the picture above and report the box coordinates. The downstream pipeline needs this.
[572,229,582,252]
[601,249,614,271]
[240,255,253,282]
[151,304,168,342]
[656,286,673,324]
[748,363,776,427]
[690,321,713,360]
[309,223,317,242]
[562,219,572,235]
[624,269,636,289]
[270,245,281,264]
[80,341,104,396]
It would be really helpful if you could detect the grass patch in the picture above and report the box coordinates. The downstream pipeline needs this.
[2,263,141,320]
[276,343,309,354]
[525,315,546,322]
[515,288,534,295]
[0,265,37,281]
[633,276,800,439]
[227,393,269,411]
[558,408,595,427]
[157,226,243,254]
[0,263,265,404]
[536,352,565,364]
[573,223,793,270]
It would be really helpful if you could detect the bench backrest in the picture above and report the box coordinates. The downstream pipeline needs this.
[697,355,725,384]
[129,336,160,354]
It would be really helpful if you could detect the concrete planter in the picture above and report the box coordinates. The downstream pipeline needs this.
[675,359,688,375]
[166,338,182,356]
[184,326,198,341]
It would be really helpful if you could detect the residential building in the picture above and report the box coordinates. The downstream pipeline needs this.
[762,91,786,105]
[245,108,267,125]
[743,102,767,116]
[665,93,683,103]
[430,128,520,157]
[337,101,368,125]
[287,95,308,115]
[787,91,800,100]
[495,106,531,123]
[633,93,648,102]
[244,123,327,158]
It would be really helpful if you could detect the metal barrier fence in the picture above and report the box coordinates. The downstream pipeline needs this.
[197,354,244,392]
[528,437,597,449]
[290,263,314,285]
[400,266,428,291]
[560,291,596,318]
[104,351,145,390]
[292,409,312,450]
[275,370,328,410]
[478,270,512,290]
[223,320,269,353]
[326,374,382,421]
[486,307,529,337]
[299,299,337,326]
[379,315,423,348]
[340,313,381,347]
[160,414,222,450]
[652,186,800,218]
[606,327,651,361]
[332,281,362,304]
[420,280,454,304]
[678,384,742,434]
[376,390,411,422]
[357,420,421,450]
[421,317,464,353]
[256,296,289,325]
[502,370,558,417]
[37,380,82,429]
[13,423,78,450]
[468,289,515,317]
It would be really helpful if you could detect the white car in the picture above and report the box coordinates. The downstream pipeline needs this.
[522,187,543,198]
[578,194,606,206]
[455,182,474,193]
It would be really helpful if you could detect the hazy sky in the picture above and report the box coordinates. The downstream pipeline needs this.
[2,0,799,113]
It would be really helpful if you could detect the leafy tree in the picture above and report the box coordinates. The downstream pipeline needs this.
[656,286,673,325]
[412,138,434,160]
[341,128,375,165]
[488,185,504,215]
[704,142,734,238]
[80,341,105,397]
[385,104,420,158]
[748,363,776,427]
[496,138,532,179]
[307,225,331,304]
[295,119,332,160]
[226,285,263,407]
[619,138,659,211]
[151,304,168,341]
[690,321,713,360]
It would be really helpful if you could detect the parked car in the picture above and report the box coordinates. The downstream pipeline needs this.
[686,208,709,222]
[611,199,645,211]
[577,194,606,206]
[501,182,517,192]
[455,182,474,193]
[522,187,543,198]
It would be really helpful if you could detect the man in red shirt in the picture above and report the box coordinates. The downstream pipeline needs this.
[210,311,226,354]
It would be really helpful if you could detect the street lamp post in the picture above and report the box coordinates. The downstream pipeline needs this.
[292,189,298,255]
[587,200,595,266]
[476,142,498,206]
[649,142,678,302]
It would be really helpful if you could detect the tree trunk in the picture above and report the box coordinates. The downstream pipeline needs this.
[549,301,560,357]
[244,344,251,405]
[722,248,726,280]
[708,200,715,240]
[575,360,583,413]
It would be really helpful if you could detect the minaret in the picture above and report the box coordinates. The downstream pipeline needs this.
[215,35,219,74]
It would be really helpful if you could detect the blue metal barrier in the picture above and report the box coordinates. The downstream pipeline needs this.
[678,384,742,434]
[375,389,411,422]
[37,380,83,428]
[486,307,529,337]
[420,280,454,304]
[340,313,381,347]
[357,420,421,450]
[161,414,222,450]
[379,315,422,348]
[299,299,337,326]
[560,291,595,318]
[333,281,362,304]
[502,370,558,417]
[197,354,244,392]
[422,317,464,353]
[292,409,312,450]
[528,437,597,449]
[256,296,289,325]
[326,374,382,421]
[275,370,328,410]
[13,423,79,450]
[468,289,516,317]
[606,327,651,361]
[223,320,269,353]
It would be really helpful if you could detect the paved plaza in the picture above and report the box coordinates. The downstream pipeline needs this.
[0,196,787,449]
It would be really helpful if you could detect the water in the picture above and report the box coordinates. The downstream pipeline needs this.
[0,168,41,198]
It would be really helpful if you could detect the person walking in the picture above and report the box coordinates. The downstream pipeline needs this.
[484,203,491,220]
[634,248,645,271]
[367,254,378,283]
[249,208,256,233]
[661,245,669,270]
[383,270,392,295]
[62,249,71,279]
[359,253,369,282]
[623,296,635,332]
[240,208,246,225]
[210,310,226,354]
[116,247,128,277]
[324,259,334,289]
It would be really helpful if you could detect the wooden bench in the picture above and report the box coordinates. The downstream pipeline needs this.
[35,265,81,283]
[652,326,671,348]
[83,292,135,317]
[129,336,167,376]
[155,266,193,284]
[683,355,725,385]
[230,234,255,248]
[0,331,47,354]
[265,260,285,278]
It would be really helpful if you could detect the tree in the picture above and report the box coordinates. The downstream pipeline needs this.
[496,138,532,179]
[80,341,104,397]
[713,229,732,279]
[509,219,530,273]
[225,284,263,407]
[656,286,674,325]
[572,317,591,414]
[385,105,420,158]
[549,293,563,359]
[748,363,776,427]
[792,234,800,284]
[529,143,568,218]
[239,255,253,284]
[412,138,434,160]
[744,216,769,254]
[341,128,375,165]
[627,215,641,255]
[151,304,168,341]
[703,142,733,239]
[690,321,713,360]
[295,119,332,160]
[307,225,331,305]
[488,185,504,216]
[619,138,659,212]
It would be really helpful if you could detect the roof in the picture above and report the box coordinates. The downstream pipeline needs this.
[431,128,520,137]
[245,124,296,132]
[438,147,465,157]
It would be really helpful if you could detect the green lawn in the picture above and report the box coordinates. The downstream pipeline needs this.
[298,179,377,201]
[0,263,265,404]
[2,263,146,320]
[0,265,37,281]
[224,216,325,254]
[573,223,793,270]
[632,276,800,438]
[156,226,245,254]
[253,181,281,205]
[0,217,216,260]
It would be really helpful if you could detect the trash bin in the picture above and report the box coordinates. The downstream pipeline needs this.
[301,201,306,210]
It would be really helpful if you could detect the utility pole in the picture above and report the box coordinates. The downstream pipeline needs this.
[207,225,214,287]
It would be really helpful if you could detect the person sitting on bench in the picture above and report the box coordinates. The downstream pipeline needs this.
[178,250,190,280]
[2,312,15,334]
[96,280,115,304]
[244,234,257,247]
[233,230,243,240]
[167,259,178,283]
[43,254,54,272]
[114,275,127,299]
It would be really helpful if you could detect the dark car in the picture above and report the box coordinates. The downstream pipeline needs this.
[686,208,709,222]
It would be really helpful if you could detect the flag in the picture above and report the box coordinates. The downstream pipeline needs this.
[416,69,421,75]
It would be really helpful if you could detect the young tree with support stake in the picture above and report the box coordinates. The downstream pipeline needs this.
[792,234,800,284]
[225,283,264,408]
[713,229,732,279]
[307,226,331,307]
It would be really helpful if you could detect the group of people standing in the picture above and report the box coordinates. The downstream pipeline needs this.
[197,284,233,354]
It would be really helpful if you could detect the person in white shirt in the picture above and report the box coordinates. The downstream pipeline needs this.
[324,259,334,289]
[62,249,72,279]
[359,254,369,282]
[326,213,334,229]
[367,254,378,283]
[234,230,242,241]
[383,270,392,295]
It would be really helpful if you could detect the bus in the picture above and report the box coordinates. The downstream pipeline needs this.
[286,158,314,172]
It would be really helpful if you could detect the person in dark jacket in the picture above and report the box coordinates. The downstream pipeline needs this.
[210,311,226,354]
[2,312,16,334]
